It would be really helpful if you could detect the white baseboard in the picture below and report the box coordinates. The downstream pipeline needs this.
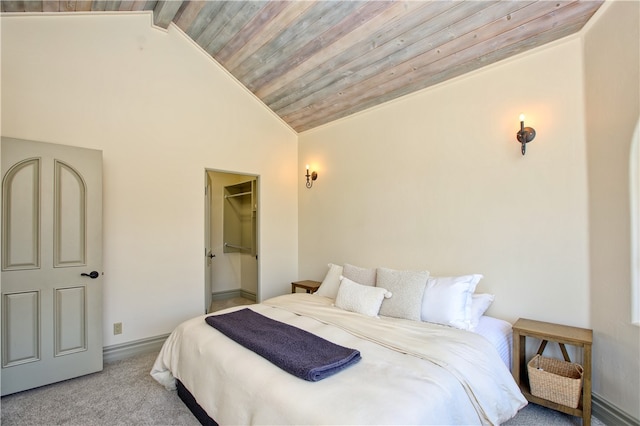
[211,289,256,302]
[103,333,170,363]
[593,393,640,426]
[104,292,257,363]
[241,290,257,301]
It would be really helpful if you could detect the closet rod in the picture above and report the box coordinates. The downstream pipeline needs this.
[224,191,252,199]
[224,242,252,251]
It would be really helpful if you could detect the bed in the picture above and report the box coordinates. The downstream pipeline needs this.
[152,278,527,425]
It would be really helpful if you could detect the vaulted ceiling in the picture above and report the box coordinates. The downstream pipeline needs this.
[2,1,604,132]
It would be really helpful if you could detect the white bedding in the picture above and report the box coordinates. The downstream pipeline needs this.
[151,293,526,425]
[474,315,514,370]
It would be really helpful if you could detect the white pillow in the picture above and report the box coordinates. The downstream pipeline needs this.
[335,276,392,317]
[469,293,495,331]
[315,263,343,299]
[376,267,429,321]
[342,263,377,286]
[420,274,483,330]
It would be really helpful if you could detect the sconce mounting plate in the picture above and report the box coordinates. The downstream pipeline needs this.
[516,127,536,155]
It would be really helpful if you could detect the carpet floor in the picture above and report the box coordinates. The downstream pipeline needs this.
[1,350,605,425]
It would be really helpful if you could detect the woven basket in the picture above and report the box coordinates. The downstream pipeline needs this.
[527,354,583,408]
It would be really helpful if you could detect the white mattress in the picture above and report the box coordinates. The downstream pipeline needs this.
[474,315,513,370]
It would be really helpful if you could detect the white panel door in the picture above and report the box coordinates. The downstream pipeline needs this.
[1,137,103,396]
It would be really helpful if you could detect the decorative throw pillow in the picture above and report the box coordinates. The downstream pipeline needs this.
[469,293,495,331]
[342,263,377,286]
[335,276,392,317]
[420,274,483,330]
[315,263,343,299]
[376,267,429,321]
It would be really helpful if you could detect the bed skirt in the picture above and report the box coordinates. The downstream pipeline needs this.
[176,380,217,426]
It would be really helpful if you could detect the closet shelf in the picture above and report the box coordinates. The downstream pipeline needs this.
[224,243,252,252]
[225,191,252,199]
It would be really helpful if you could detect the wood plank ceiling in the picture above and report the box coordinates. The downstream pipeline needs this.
[2,1,604,132]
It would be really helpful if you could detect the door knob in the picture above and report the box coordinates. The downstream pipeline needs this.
[207,252,216,259]
[81,271,99,279]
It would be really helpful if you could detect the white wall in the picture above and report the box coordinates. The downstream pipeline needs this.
[299,36,590,328]
[583,0,640,418]
[1,13,298,346]
[298,5,640,417]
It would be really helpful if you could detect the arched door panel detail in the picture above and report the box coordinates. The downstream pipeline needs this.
[54,160,87,268]
[2,158,40,271]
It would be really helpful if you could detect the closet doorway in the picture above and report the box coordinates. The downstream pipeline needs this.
[204,170,258,313]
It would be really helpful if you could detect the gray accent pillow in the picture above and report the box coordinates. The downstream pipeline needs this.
[377,267,429,321]
[342,263,377,286]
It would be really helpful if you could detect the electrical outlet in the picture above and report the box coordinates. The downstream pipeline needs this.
[113,322,123,335]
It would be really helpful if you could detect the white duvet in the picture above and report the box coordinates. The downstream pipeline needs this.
[151,293,526,425]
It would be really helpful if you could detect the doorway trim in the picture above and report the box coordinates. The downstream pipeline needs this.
[204,168,260,314]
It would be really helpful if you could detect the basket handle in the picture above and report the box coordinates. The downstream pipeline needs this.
[536,340,548,355]
[536,340,572,362]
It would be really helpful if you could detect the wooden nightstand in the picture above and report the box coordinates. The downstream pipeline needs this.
[291,280,321,294]
[512,318,593,426]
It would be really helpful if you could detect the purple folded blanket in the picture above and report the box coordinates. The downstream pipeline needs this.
[205,308,361,381]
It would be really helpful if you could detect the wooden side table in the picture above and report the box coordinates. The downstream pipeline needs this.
[291,280,321,294]
[512,318,593,426]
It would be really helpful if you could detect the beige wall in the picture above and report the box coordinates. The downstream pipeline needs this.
[0,13,298,346]
[299,36,590,328]
[298,2,640,417]
[584,0,640,418]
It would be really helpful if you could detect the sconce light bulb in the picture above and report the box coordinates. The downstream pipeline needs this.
[306,164,310,171]
[519,114,525,122]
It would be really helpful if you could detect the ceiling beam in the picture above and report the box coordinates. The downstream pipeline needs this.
[153,0,183,29]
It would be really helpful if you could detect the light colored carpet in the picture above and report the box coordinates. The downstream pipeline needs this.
[1,351,198,426]
[504,403,605,425]
[1,349,605,426]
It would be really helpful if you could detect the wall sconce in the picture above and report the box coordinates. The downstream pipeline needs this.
[516,114,536,155]
[305,165,318,189]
